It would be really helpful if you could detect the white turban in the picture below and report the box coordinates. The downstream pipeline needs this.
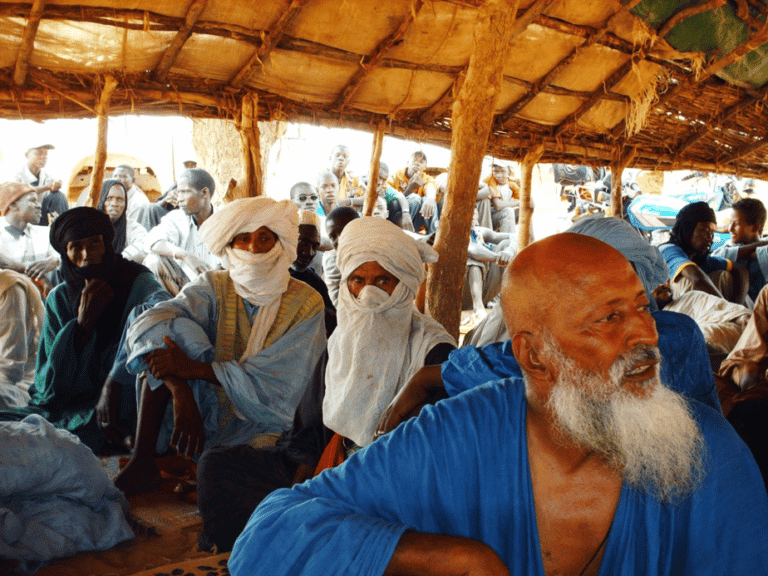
[198,197,299,361]
[323,217,455,447]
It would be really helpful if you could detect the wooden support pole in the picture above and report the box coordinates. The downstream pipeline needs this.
[517,145,544,252]
[609,147,636,218]
[426,0,520,340]
[363,119,386,216]
[89,75,118,207]
[13,0,45,87]
[238,93,263,198]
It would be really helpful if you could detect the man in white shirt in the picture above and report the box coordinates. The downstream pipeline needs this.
[143,168,220,295]
[13,143,68,225]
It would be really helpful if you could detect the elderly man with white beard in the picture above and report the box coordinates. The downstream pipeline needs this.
[229,233,768,576]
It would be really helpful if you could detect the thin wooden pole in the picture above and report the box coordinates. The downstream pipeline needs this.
[517,145,544,252]
[426,0,521,340]
[13,0,45,87]
[363,119,386,216]
[239,93,263,197]
[610,147,636,218]
[89,75,118,207]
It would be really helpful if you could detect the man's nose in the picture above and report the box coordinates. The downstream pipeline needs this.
[626,310,659,349]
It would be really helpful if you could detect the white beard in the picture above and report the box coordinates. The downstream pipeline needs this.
[535,339,705,502]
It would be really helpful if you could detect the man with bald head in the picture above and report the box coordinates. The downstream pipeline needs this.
[229,233,768,576]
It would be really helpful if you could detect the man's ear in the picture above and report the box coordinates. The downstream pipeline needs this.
[511,332,548,380]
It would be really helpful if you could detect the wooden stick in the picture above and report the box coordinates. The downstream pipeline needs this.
[238,93,263,197]
[229,0,308,89]
[153,0,208,82]
[426,0,521,340]
[89,75,118,207]
[13,0,45,87]
[517,144,544,252]
[363,119,386,216]
[657,0,726,38]
[609,147,636,218]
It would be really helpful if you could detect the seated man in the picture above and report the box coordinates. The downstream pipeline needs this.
[230,233,768,576]
[328,144,361,201]
[290,210,336,336]
[77,165,150,222]
[371,162,413,231]
[114,197,326,493]
[482,161,520,234]
[97,178,148,263]
[386,150,440,234]
[0,207,162,452]
[0,182,59,295]
[659,201,748,305]
[143,167,221,295]
[465,208,515,321]
[322,206,359,307]
[13,143,68,225]
[135,160,196,231]
[0,270,44,408]
[712,197,768,304]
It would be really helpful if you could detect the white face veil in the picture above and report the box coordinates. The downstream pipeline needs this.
[198,197,299,361]
[322,218,455,446]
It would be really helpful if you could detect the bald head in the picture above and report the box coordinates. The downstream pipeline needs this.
[501,233,638,339]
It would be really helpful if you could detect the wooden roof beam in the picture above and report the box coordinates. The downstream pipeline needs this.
[152,0,208,83]
[13,0,45,87]
[332,1,423,110]
[229,0,308,90]
[612,17,768,140]
[675,84,768,155]
[657,0,726,39]
[724,137,768,165]
[418,0,554,125]
[552,43,650,138]
[494,0,644,128]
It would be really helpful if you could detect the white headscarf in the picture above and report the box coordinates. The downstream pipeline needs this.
[198,197,298,361]
[323,218,455,446]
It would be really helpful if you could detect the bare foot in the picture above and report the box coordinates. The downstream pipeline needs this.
[113,456,162,495]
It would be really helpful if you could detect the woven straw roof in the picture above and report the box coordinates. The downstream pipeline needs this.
[1,0,768,178]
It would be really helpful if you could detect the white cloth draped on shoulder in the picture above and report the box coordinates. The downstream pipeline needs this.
[198,197,298,361]
[323,217,455,447]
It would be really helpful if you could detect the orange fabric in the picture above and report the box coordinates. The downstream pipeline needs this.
[313,433,347,476]
[482,173,520,200]
[387,168,439,201]
[337,172,361,199]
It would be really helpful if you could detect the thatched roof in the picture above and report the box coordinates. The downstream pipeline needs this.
[2,0,768,177]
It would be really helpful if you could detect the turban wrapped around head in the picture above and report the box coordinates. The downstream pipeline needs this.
[336,217,437,295]
[0,182,35,216]
[49,206,115,257]
[568,216,669,311]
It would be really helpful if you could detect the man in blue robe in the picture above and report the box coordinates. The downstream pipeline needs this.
[229,233,768,576]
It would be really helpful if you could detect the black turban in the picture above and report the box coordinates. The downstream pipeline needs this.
[50,206,115,257]
[669,201,716,266]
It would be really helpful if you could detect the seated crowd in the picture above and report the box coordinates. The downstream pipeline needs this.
[0,143,767,575]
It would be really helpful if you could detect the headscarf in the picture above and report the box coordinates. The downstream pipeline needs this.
[569,216,670,311]
[50,207,146,347]
[198,197,299,362]
[96,178,128,254]
[668,201,716,267]
[323,217,455,447]
[0,182,34,215]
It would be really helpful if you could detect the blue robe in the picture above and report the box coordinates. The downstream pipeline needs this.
[230,380,768,576]
[444,310,721,412]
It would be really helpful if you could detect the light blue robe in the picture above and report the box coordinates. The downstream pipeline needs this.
[125,272,326,451]
[230,380,768,576]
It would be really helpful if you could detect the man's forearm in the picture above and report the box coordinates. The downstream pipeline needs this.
[0,254,26,273]
[151,239,186,259]
[385,532,508,576]
[736,240,768,260]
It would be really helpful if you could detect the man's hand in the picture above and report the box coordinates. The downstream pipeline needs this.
[408,171,425,189]
[165,376,206,458]
[495,250,514,266]
[146,337,193,380]
[77,278,115,333]
[49,179,63,191]
[164,187,179,208]
[26,256,58,279]
[180,252,212,275]
[385,532,510,576]
[96,377,124,445]
[420,197,438,219]
[401,213,415,232]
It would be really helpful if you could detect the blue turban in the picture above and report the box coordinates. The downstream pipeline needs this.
[568,216,670,311]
